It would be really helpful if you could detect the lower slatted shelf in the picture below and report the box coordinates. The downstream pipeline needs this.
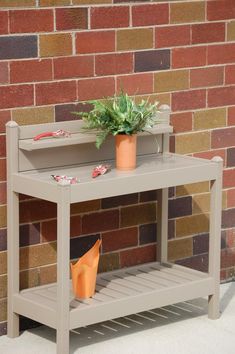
[13,262,214,330]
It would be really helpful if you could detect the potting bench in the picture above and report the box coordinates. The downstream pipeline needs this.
[6,105,223,354]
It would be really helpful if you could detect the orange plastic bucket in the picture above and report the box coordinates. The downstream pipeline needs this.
[71,239,101,299]
[115,134,137,171]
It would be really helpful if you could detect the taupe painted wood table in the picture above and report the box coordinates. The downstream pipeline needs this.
[6,106,223,354]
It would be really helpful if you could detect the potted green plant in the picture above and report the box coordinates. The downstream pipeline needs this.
[74,92,160,171]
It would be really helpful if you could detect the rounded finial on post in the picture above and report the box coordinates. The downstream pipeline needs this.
[211,156,223,163]
[6,121,18,128]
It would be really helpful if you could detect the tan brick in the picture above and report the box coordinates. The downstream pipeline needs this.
[12,106,54,126]
[20,242,57,270]
[154,70,189,93]
[176,214,209,237]
[40,34,72,58]
[176,182,210,197]
[73,0,111,3]
[20,269,39,290]
[0,274,6,298]
[98,253,119,273]
[0,298,6,322]
[192,191,226,214]
[175,131,210,154]
[39,0,70,5]
[71,200,100,215]
[0,205,6,228]
[39,264,57,285]
[227,21,235,41]
[168,238,193,261]
[0,0,35,7]
[194,108,226,131]
[170,2,205,24]
[121,203,156,227]
[0,252,6,275]
[117,28,153,51]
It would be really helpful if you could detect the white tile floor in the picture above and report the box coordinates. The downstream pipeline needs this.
[1,282,235,354]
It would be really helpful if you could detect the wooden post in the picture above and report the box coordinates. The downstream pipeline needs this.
[208,156,223,319]
[6,121,20,338]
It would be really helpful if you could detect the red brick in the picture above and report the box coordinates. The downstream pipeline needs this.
[54,56,94,79]
[193,149,226,163]
[155,25,190,48]
[172,46,207,68]
[9,9,53,33]
[10,59,52,83]
[223,168,235,188]
[0,110,10,133]
[120,244,156,267]
[36,81,77,105]
[41,216,81,242]
[77,77,115,101]
[95,53,133,76]
[207,0,235,21]
[190,67,224,88]
[90,6,129,29]
[55,7,88,31]
[225,65,235,85]
[227,189,235,208]
[76,31,115,54]
[0,62,9,84]
[20,199,57,223]
[82,210,119,234]
[192,22,225,44]
[0,135,6,158]
[172,90,206,112]
[117,73,153,95]
[208,44,235,64]
[212,127,235,148]
[0,182,6,204]
[102,227,138,253]
[0,11,8,34]
[0,159,6,181]
[0,84,33,109]
[132,4,169,27]
[208,86,235,108]
[228,107,235,126]
[170,112,192,133]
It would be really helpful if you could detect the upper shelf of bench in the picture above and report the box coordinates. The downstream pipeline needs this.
[19,124,173,151]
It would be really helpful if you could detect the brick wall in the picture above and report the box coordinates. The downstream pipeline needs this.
[0,0,235,335]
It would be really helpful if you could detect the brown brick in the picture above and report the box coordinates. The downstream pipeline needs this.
[155,25,190,48]
[0,159,6,182]
[12,106,54,126]
[228,107,235,126]
[120,244,156,268]
[168,238,193,261]
[20,242,57,270]
[91,6,129,29]
[10,9,53,33]
[170,112,192,134]
[0,274,6,298]
[193,149,226,165]
[132,4,169,27]
[55,102,91,122]
[121,203,156,227]
[0,298,6,322]
[224,169,235,189]
[212,127,235,149]
[40,0,70,5]
[78,77,115,101]
[39,34,72,57]
[102,193,138,209]
[194,108,226,131]
[208,86,235,108]
[56,8,88,31]
[70,235,100,260]
[117,28,153,51]
[76,31,115,54]
[207,0,235,21]
[192,22,225,44]
[117,73,153,96]
[98,253,119,273]
[227,189,235,208]
[225,65,235,85]
[71,200,100,214]
[154,70,189,93]
[221,248,235,269]
[36,81,77,105]
[227,21,235,41]
[175,131,210,154]
[177,254,208,273]
[176,214,209,237]
[0,111,10,134]
[39,264,56,285]
[10,59,53,84]
[190,67,224,88]
[0,206,6,228]
[95,53,133,76]
[227,147,235,167]
[139,190,157,203]
[170,2,205,23]
[20,223,40,247]
[0,11,8,35]
[0,62,8,84]
[135,49,170,73]
[20,199,56,223]
[139,223,157,245]
[0,229,6,251]
[0,36,37,60]
[54,56,93,79]
[41,215,81,242]
[0,251,7,275]
[82,210,119,234]
[172,89,206,112]
[0,135,6,158]
[193,194,210,214]
[102,227,138,253]
[208,44,235,65]
[172,46,207,69]
[0,84,34,109]
[20,268,39,290]
[168,196,192,219]
[193,233,209,255]
[73,0,111,3]
[0,0,35,7]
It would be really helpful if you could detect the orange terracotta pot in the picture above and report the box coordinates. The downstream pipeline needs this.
[115,134,137,171]
[71,239,101,299]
